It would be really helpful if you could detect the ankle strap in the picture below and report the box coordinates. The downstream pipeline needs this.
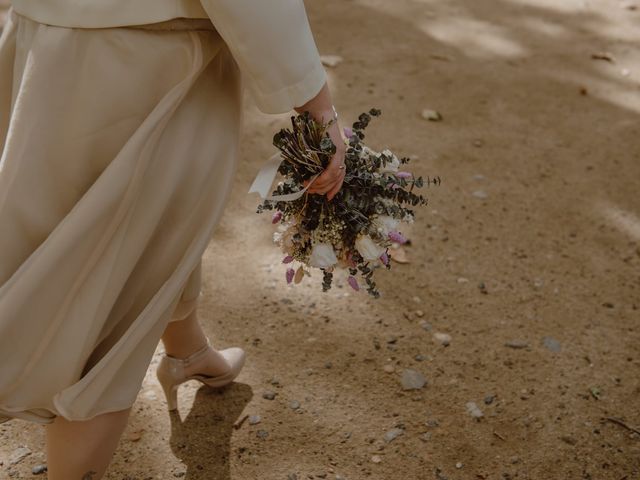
[166,337,211,365]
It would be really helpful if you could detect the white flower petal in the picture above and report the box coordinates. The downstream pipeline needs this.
[308,242,338,268]
[355,234,386,261]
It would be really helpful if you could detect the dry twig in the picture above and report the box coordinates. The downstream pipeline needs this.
[604,417,640,436]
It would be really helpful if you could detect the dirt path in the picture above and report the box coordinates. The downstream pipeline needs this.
[1,0,639,479]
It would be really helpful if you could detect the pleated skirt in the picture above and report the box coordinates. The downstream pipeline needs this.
[0,8,243,424]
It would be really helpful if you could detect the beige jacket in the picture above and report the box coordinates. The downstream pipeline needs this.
[10,0,327,113]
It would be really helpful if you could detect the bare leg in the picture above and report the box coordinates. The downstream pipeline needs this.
[161,309,232,377]
[45,407,131,480]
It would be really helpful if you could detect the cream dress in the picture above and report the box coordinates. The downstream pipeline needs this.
[0,4,325,425]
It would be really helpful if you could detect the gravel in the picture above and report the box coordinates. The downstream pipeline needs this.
[383,428,405,443]
[433,332,451,346]
[248,415,262,425]
[543,336,561,352]
[401,369,427,390]
[466,402,484,419]
[472,190,488,199]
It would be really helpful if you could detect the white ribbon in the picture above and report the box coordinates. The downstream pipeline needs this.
[247,152,320,202]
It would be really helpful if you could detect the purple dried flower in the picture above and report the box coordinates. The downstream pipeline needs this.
[396,171,413,178]
[285,267,295,284]
[388,231,407,244]
[343,126,354,138]
[272,211,283,224]
[282,255,294,264]
[347,276,360,291]
[379,251,389,265]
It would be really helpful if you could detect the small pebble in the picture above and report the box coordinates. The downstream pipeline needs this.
[248,415,262,425]
[472,190,488,199]
[484,395,495,405]
[415,309,425,318]
[263,391,277,400]
[256,429,269,439]
[32,465,47,475]
[456,462,463,469]
[383,364,395,373]
[414,354,426,362]
[419,320,432,331]
[466,401,484,419]
[421,109,443,121]
[433,332,451,346]
[383,428,404,443]
[289,400,301,410]
[505,340,529,349]
[543,336,561,353]
[435,468,448,480]
[401,369,427,390]
[371,455,382,464]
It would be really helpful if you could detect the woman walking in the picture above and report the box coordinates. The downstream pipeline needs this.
[0,1,346,478]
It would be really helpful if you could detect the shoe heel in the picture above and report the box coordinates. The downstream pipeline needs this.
[158,375,179,411]
[156,356,182,411]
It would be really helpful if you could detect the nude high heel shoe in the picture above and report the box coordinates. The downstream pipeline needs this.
[156,337,246,411]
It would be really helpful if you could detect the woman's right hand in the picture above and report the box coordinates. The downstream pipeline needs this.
[294,81,347,201]
[302,118,346,201]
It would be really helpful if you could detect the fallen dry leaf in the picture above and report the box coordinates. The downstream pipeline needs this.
[390,246,409,264]
[294,265,304,284]
[127,429,144,442]
[591,52,615,63]
[320,55,343,68]
[421,109,443,122]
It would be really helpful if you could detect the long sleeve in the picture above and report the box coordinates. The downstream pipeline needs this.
[198,0,327,114]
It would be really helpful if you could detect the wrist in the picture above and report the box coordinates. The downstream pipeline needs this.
[300,105,337,126]
[326,121,347,152]
[293,82,338,125]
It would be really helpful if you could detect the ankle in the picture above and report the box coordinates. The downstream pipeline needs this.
[161,310,210,358]
[165,338,210,362]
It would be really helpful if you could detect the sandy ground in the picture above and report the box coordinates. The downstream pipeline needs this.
[1,0,639,479]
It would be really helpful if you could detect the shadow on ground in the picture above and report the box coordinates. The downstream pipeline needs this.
[167,383,252,480]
